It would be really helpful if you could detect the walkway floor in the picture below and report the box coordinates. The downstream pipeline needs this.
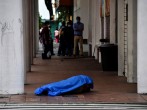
[0,55,147,104]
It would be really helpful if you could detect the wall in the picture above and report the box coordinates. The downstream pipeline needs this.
[91,0,101,59]
[137,0,147,93]
[73,0,101,59]
[73,0,89,40]
[117,0,125,76]
[127,0,137,83]
[110,0,116,43]
[124,0,128,76]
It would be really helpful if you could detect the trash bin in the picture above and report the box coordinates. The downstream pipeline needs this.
[99,44,118,71]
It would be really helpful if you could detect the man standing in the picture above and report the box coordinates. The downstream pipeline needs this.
[40,21,52,59]
[73,16,84,57]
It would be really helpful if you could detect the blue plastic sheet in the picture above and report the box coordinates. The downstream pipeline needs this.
[34,75,93,96]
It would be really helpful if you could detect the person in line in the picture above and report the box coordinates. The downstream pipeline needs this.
[73,16,84,57]
[40,21,52,59]
[48,25,55,55]
[54,27,59,43]
[65,21,74,56]
[58,21,66,56]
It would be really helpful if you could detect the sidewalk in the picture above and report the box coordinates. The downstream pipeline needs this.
[0,55,147,104]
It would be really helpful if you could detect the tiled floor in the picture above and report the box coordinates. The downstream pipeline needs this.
[0,55,147,104]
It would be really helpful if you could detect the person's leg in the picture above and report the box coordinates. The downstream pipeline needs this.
[58,43,61,56]
[50,39,55,55]
[76,44,79,56]
[61,43,66,56]
[67,42,72,56]
[73,36,79,56]
[43,44,49,59]
[44,44,48,55]
[79,37,83,56]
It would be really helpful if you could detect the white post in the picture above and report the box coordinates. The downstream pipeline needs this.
[29,0,34,65]
[92,0,101,60]
[137,0,147,94]
[23,0,29,84]
[127,0,137,83]
[92,0,96,57]
[104,0,106,39]
[110,0,116,44]
[117,0,125,76]
[0,0,24,94]
[34,0,39,54]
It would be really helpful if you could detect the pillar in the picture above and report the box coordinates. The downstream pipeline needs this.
[0,0,24,94]
[137,0,147,94]
[91,0,96,58]
[117,0,125,76]
[92,0,101,60]
[34,0,39,55]
[29,0,34,65]
[127,0,137,83]
[32,0,36,58]
[110,0,116,44]
[88,0,92,57]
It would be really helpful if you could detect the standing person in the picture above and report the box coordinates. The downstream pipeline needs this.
[73,16,84,57]
[40,21,52,59]
[49,25,55,55]
[65,21,74,56]
[58,21,66,56]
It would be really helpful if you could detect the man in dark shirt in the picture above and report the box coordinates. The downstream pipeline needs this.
[73,16,84,56]
[65,21,74,56]
[40,21,52,59]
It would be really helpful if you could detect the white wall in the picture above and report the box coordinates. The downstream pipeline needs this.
[137,0,147,94]
[91,0,101,59]
[0,0,24,94]
[74,0,101,59]
[110,0,116,44]
[74,0,89,40]
[127,0,137,83]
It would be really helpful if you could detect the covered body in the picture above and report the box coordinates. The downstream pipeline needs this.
[34,75,93,96]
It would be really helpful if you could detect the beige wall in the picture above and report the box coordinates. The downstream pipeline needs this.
[127,0,137,83]
[73,0,101,59]
[73,0,89,40]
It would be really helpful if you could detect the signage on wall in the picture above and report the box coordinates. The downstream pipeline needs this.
[100,0,110,17]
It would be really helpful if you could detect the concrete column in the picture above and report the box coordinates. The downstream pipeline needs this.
[0,0,24,94]
[127,0,137,83]
[92,0,96,58]
[34,0,39,54]
[88,0,92,56]
[117,0,125,76]
[110,0,116,44]
[137,0,147,94]
[23,0,30,84]
[29,0,34,65]
[32,0,36,58]
[92,0,101,60]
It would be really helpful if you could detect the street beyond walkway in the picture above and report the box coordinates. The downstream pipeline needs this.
[0,55,147,104]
